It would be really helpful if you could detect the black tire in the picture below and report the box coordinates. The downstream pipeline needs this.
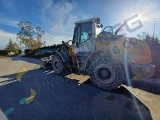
[52,55,66,74]
[88,58,124,91]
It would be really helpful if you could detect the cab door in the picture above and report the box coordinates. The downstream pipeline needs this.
[79,21,93,52]
[72,21,93,54]
[72,24,80,54]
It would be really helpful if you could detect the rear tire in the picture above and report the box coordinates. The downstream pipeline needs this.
[52,55,66,74]
[88,58,124,91]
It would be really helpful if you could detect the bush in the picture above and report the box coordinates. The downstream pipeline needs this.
[18,49,22,54]
[24,49,38,56]
[24,49,31,55]
[6,39,20,55]
[0,50,9,56]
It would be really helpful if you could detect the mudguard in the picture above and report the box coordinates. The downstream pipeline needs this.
[84,50,113,73]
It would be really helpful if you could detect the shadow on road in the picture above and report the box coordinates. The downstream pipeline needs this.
[132,78,160,95]
[10,55,39,65]
[0,68,153,120]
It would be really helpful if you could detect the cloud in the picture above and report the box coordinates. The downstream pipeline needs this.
[43,32,71,46]
[0,29,17,49]
[0,0,19,28]
[39,0,92,45]
[0,17,19,28]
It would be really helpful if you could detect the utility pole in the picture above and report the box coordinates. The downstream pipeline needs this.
[153,18,155,40]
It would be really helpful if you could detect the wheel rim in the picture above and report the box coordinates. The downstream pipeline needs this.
[94,64,115,84]
[52,56,62,73]
[99,68,111,78]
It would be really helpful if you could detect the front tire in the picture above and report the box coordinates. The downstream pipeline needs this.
[88,58,124,91]
[52,55,66,74]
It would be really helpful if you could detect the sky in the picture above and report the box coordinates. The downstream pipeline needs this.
[0,0,160,49]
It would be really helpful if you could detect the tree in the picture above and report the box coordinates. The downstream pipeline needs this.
[17,21,45,50]
[153,37,159,44]
[145,33,151,44]
[145,33,160,45]
[6,38,19,54]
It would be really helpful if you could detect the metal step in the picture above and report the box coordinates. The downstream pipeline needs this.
[76,52,91,74]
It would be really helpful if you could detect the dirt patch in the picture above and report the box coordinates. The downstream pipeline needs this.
[123,85,160,120]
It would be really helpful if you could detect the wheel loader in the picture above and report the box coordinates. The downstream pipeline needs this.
[40,17,155,91]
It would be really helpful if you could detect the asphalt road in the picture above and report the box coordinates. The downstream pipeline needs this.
[0,56,159,120]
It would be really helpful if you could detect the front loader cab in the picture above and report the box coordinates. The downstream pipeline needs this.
[72,18,102,53]
[72,21,92,49]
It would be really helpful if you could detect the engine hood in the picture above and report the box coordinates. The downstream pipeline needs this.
[126,40,151,64]
[96,34,152,64]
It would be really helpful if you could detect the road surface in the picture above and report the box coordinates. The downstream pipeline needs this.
[0,56,160,120]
